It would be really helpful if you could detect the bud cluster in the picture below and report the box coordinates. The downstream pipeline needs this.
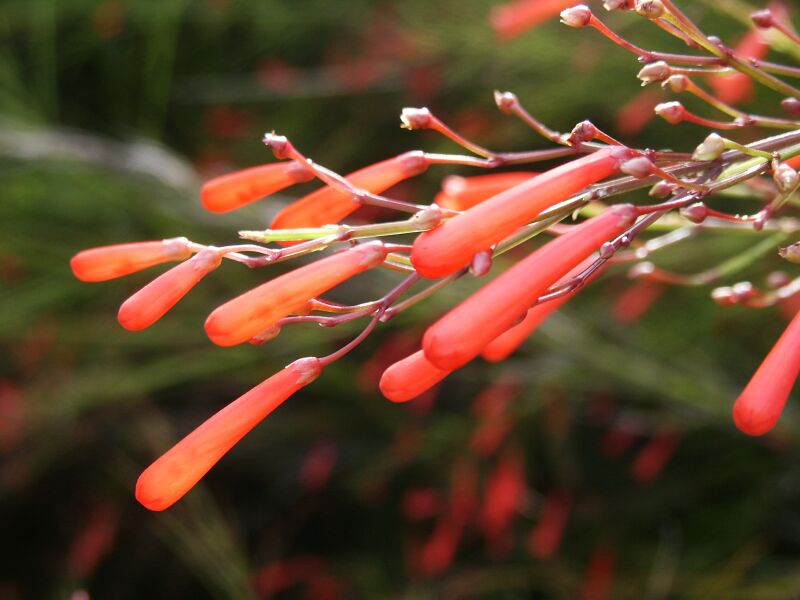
[71,0,800,511]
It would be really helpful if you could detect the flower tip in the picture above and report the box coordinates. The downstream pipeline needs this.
[733,400,776,436]
[135,469,173,511]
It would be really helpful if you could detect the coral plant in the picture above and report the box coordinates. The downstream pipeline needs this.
[71,0,800,513]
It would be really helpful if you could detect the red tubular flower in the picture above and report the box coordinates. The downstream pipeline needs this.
[205,242,388,347]
[469,378,520,456]
[403,488,442,521]
[423,205,636,371]
[479,446,526,556]
[118,248,222,331]
[482,257,606,362]
[733,309,800,435]
[201,162,314,213]
[708,30,769,106]
[630,431,680,484]
[527,490,571,559]
[615,87,664,136]
[70,238,191,282]
[491,0,580,40]
[613,278,665,324]
[270,151,430,230]
[379,350,451,403]
[411,147,632,279]
[581,546,617,600]
[434,171,538,211]
[136,357,321,511]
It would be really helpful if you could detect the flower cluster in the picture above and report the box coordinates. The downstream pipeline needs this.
[72,0,800,511]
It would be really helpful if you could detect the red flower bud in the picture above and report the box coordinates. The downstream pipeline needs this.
[423,205,636,370]
[434,171,538,211]
[379,350,451,403]
[70,238,191,282]
[270,152,429,230]
[733,308,800,435]
[118,249,222,331]
[200,161,314,213]
[581,546,617,600]
[136,357,322,510]
[630,431,680,483]
[527,490,571,559]
[709,30,769,105]
[479,447,526,549]
[491,0,585,40]
[205,242,388,346]
[411,147,632,279]
[482,257,606,362]
[612,278,665,324]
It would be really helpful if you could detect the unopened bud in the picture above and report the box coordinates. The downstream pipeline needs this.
[620,156,655,178]
[732,281,756,302]
[655,101,685,124]
[411,204,443,229]
[262,133,291,158]
[567,120,597,145]
[400,107,432,130]
[779,242,800,264]
[635,0,664,19]
[680,202,708,223]
[665,74,688,93]
[767,270,791,289]
[649,180,675,197]
[711,286,737,306]
[692,133,725,161]
[470,250,493,277]
[781,97,800,116]
[637,61,671,84]
[751,9,773,28]
[629,261,655,279]
[561,5,593,27]
[774,163,800,194]
[494,90,517,112]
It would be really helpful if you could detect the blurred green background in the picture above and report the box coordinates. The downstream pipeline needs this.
[3,0,800,598]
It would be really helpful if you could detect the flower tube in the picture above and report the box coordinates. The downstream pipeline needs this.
[733,308,800,435]
[411,147,632,279]
[423,205,636,370]
[205,242,388,346]
[136,357,321,510]
[70,238,191,282]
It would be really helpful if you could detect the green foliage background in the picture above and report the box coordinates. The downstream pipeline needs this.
[2,0,800,598]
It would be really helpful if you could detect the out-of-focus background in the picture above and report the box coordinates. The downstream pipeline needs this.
[3,1,800,598]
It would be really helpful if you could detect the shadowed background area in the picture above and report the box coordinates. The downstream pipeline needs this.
[3,0,800,598]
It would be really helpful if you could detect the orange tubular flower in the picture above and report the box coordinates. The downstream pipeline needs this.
[708,30,769,106]
[270,151,430,230]
[491,0,580,41]
[411,147,632,279]
[205,242,388,347]
[70,238,192,282]
[201,162,314,213]
[434,171,538,211]
[117,248,222,331]
[136,357,322,511]
[733,309,800,435]
[423,205,636,371]
[482,257,606,362]
[379,350,451,403]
